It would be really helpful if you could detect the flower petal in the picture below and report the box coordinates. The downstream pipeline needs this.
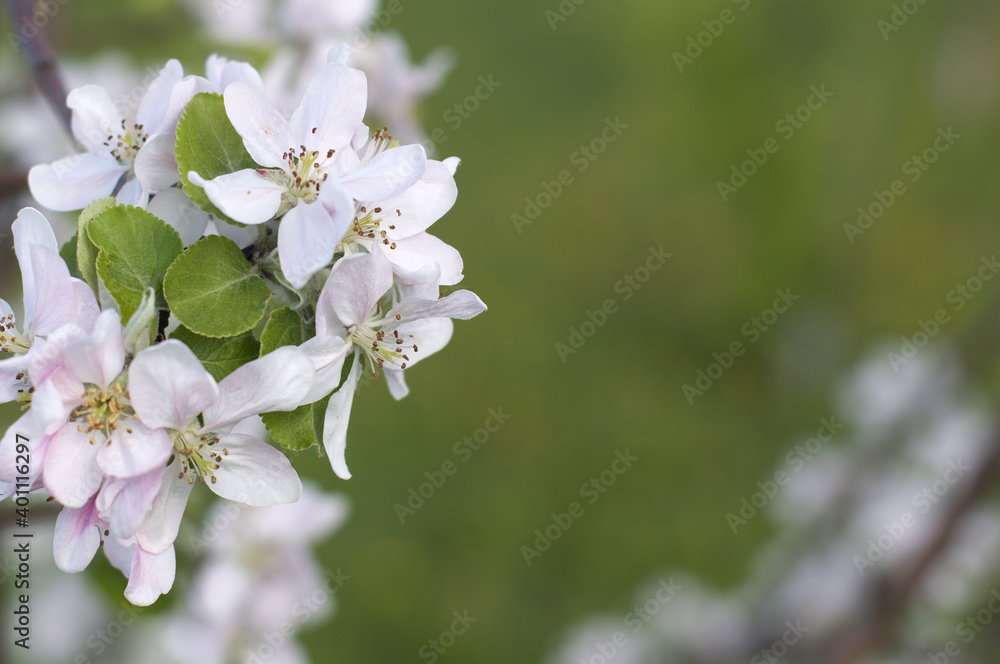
[224,82,294,168]
[43,425,104,508]
[130,340,220,430]
[375,158,458,237]
[322,353,363,480]
[67,85,124,154]
[137,59,184,133]
[188,169,284,224]
[27,244,101,337]
[63,310,125,388]
[134,133,181,192]
[12,207,58,327]
[208,433,302,506]
[53,497,104,573]
[299,335,349,402]
[135,458,193,555]
[202,347,315,431]
[388,289,487,323]
[125,543,176,606]
[0,412,46,485]
[97,424,172,479]
[341,144,426,203]
[387,233,464,287]
[147,189,210,246]
[291,63,367,154]
[276,201,339,290]
[316,250,393,331]
[96,466,165,539]
[27,153,123,212]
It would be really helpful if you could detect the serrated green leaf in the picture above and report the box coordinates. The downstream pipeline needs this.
[262,404,317,452]
[259,307,304,356]
[175,92,262,224]
[77,197,115,295]
[87,205,183,321]
[163,235,270,338]
[60,235,81,279]
[170,325,261,381]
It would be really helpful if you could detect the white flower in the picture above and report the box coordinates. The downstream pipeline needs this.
[188,60,426,289]
[306,249,486,478]
[28,60,188,210]
[128,341,312,557]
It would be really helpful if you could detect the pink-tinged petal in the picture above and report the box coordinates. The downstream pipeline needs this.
[27,153,124,212]
[383,367,409,400]
[116,176,148,207]
[291,63,367,153]
[388,233,464,287]
[130,340,220,430]
[67,85,124,154]
[12,207,55,329]
[97,424,172,479]
[0,412,46,484]
[43,426,104,508]
[376,159,458,237]
[102,537,133,575]
[188,169,284,224]
[299,335,349,402]
[341,144,426,203]
[202,347,315,430]
[224,82,294,168]
[134,133,181,192]
[388,290,487,323]
[136,459,193,555]
[53,497,104,573]
[317,250,393,331]
[136,59,184,133]
[125,543,176,606]
[64,310,125,387]
[208,434,302,506]
[276,202,339,290]
[147,189,210,246]
[322,354,363,480]
[96,466,165,538]
[27,244,100,337]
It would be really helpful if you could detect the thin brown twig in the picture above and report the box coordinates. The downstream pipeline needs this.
[5,0,71,135]
[0,169,28,195]
[822,436,1000,664]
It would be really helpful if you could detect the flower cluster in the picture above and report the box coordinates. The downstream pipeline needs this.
[1,46,484,606]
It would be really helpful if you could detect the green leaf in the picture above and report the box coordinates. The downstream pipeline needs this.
[87,205,183,321]
[163,235,270,338]
[170,325,261,381]
[60,235,81,279]
[175,92,262,224]
[262,405,317,452]
[259,307,304,356]
[77,197,115,296]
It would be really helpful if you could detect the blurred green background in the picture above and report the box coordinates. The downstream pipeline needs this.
[3,0,1000,662]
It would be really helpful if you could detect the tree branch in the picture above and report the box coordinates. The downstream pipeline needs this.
[0,169,28,195]
[5,0,71,135]
[822,435,1000,664]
